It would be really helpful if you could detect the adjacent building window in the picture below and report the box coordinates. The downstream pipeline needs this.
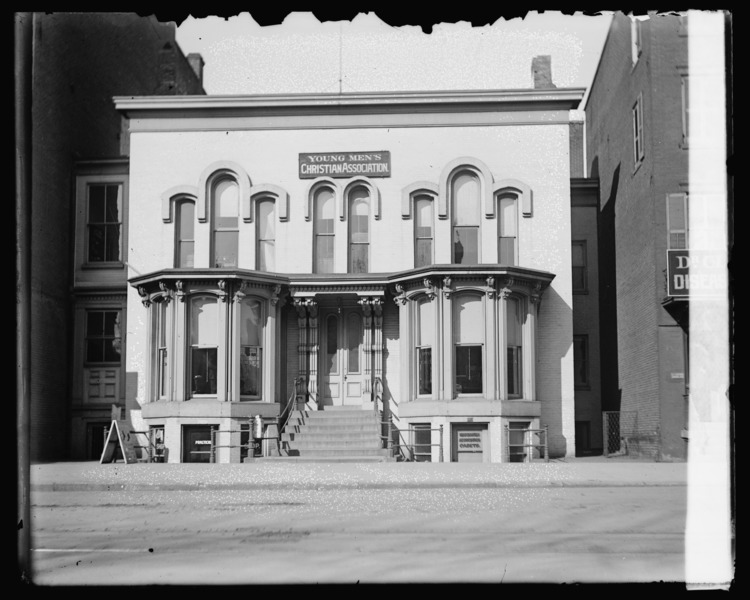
[498,195,518,265]
[667,193,689,249]
[175,199,195,268]
[86,310,122,364]
[454,294,483,395]
[632,93,645,165]
[452,171,480,264]
[572,241,588,293]
[412,423,432,462]
[414,195,434,268]
[506,297,523,398]
[573,334,590,389]
[87,183,122,263]
[681,75,690,146]
[416,298,433,396]
[239,298,262,398]
[348,186,370,273]
[256,198,275,271]
[211,178,239,268]
[314,187,335,273]
[189,296,219,395]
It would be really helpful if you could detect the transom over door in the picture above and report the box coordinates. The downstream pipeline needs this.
[321,309,366,406]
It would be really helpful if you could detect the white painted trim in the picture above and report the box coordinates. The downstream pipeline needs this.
[438,157,494,220]
[401,181,439,219]
[197,161,252,223]
[161,185,198,223]
[493,179,533,218]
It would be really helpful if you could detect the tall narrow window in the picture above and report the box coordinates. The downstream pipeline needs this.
[212,178,239,268]
[175,200,195,268]
[348,187,370,273]
[681,75,690,146]
[633,93,645,165]
[572,241,588,293]
[189,296,218,395]
[325,315,338,375]
[506,297,523,397]
[86,310,121,364]
[87,183,122,263]
[314,187,335,273]
[239,298,262,397]
[416,298,433,395]
[256,199,275,271]
[452,171,480,264]
[573,335,590,389]
[667,193,689,249]
[155,301,168,398]
[453,295,483,395]
[499,195,518,265]
[414,195,434,268]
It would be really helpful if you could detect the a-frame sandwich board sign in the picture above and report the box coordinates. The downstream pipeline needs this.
[99,420,140,464]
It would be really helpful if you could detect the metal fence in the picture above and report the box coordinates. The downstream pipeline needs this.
[602,411,638,456]
[504,425,549,462]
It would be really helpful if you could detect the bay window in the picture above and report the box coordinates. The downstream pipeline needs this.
[416,298,433,396]
[239,298,263,398]
[506,296,523,398]
[189,296,219,396]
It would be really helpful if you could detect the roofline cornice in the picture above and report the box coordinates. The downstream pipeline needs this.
[114,88,586,118]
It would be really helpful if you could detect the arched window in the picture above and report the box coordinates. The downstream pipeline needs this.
[453,294,483,395]
[414,195,434,268]
[348,186,370,273]
[451,171,480,264]
[212,178,239,268]
[256,198,275,271]
[498,194,518,266]
[314,187,335,273]
[189,296,219,396]
[506,297,524,398]
[239,298,263,398]
[416,297,433,395]
[175,199,195,268]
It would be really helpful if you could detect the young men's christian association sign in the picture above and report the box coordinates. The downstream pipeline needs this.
[667,249,725,297]
[299,151,391,178]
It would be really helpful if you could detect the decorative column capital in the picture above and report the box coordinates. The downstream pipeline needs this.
[393,284,408,306]
[233,281,248,303]
[442,276,452,299]
[217,279,229,302]
[424,278,436,300]
[485,276,496,299]
[175,280,186,302]
[270,284,282,306]
[499,287,513,300]
[138,286,151,308]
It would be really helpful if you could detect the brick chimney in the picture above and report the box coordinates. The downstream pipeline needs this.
[532,55,556,89]
[187,53,205,87]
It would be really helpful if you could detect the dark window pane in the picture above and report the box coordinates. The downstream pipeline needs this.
[507,347,523,396]
[572,266,586,292]
[326,316,338,375]
[415,238,432,268]
[105,186,120,221]
[315,236,334,273]
[105,224,120,261]
[88,186,105,222]
[213,231,238,267]
[454,227,478,264]
[455,345,482,394]
[349,244,368,273]
[499,237,515,265]
[88,225,105,262]
[347,314,361,373]
[418,348,432,395]
[104,338,121,362]
[103,311,118,335]
[240,347,262,396]
[87,311,104,336]
[86,339,103,363]
[191,348,217,394]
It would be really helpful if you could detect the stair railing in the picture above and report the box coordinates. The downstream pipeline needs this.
[276,377,303,454]
[373,376,395,457]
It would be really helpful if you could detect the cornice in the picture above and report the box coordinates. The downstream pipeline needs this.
[115,88,586,119]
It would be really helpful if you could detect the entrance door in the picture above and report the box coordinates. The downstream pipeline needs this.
[182,425,217,463]
[321,309,366,407]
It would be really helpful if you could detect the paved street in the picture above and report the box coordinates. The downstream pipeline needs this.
[25,460,687,585]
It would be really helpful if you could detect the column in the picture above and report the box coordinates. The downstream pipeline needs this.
[306,299,319,409]
[498,285,511,401]
[359,297,373,402]
[527,287,540,402]
[173,280,187,401]
[441,276,453,400]
[266,284,281,404]
[372,297,384,401]
[485,277,498,400]
[293,298,309,406]
[394,284,411,406]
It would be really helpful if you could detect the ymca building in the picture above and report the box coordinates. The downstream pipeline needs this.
[102,84,588,464]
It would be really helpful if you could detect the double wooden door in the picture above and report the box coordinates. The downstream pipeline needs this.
[320,308,366,407]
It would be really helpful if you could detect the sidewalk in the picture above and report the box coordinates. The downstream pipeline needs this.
[28,456,687,492]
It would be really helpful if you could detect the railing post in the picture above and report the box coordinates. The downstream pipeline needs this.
[210,428,215,463]
[544,425,549,462]
[439,424,444,463]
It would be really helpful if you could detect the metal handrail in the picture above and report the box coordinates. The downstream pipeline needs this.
[504,425,549,462]
[390,425,444,462]
[277,377,303,441]
[130,430,164,463]
[209,428,262,463]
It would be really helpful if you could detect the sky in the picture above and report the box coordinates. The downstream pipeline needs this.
[175,11,614,97]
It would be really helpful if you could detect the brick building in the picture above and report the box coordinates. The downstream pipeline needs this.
[584,13,728,461]
[22,12,205,461]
